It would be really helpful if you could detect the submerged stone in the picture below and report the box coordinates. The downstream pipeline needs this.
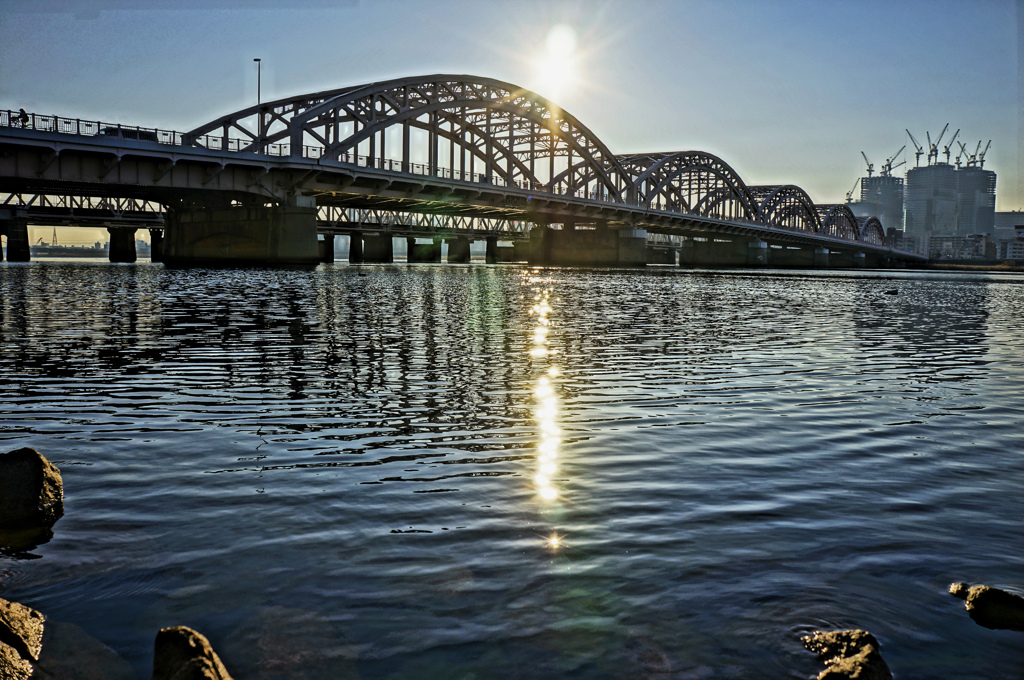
[802,629,893,680]
[949,582,1024,631]
[0,448,64,530]
[153,626,234,680]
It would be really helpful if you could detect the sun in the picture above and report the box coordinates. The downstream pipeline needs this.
[533,24,579,100]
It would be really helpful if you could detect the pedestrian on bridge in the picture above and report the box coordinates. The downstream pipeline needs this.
[16,109,29,127]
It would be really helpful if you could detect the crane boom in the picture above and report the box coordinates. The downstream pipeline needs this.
[906,130,924,167]
[978,140,991,168]
[943,128,960,164]
[860,151,874,177]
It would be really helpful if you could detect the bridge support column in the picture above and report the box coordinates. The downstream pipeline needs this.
[447,236,471,263]
[814,248,830,268]
[687,238,763,267]
[319,234,335,263]
[768,245,814,268]
[149,229,164,263]
[512,240,530,262]
[748,240,768,266]
[163,200,320,266]
[646,246,676,264]
[108,227,138,263]
[349,234,363,263]
[529,224,648,267]
[2,216,30,262]
[678,240,694,266]
[407,237,442,263]
[361,234,393,263]
[485,236,499,264]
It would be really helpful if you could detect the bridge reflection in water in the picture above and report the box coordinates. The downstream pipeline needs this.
[0,75,924,268]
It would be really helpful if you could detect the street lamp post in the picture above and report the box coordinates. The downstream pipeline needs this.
[254,58,262,153]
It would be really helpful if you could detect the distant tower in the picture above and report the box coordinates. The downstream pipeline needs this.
[956,166,997,235]
[905,163,958,238]
[851,176,904,231]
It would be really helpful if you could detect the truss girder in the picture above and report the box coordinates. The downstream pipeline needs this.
[749,185,822,233]
[817,204,860,241]
[858,216,886,245]
[189,75,629,201]
[617,151,760,221]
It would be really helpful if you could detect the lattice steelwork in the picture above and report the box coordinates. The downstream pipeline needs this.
[749,186,822,233]
[617,152,759,221]
[2,77,907,250]
[187,75,628,201]
[857,216,886,245]
[817,204,860,240]
[319,207,530,237]
[2,193,164,213]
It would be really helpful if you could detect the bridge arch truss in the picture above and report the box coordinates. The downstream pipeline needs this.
[188,75,629,201]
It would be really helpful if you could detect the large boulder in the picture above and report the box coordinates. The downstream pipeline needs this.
[153,626,234,680]
[0,597,133,680]
[0,448,64,529]
[0,597,46,680]
[802,629,893,680]
[949,582,1024,631]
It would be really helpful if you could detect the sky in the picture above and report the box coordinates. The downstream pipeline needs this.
[0,0,1021,243]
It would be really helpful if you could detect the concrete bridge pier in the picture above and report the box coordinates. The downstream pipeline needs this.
[1,215,30,262]
[512,240,530,262]
[408,237,442,263]
[349,234,363,263]
[814,248,830,268]
[108,227,138,263]
[485,236,499,263]
[768,245,814,268]
[446,236,471,263]
[149,229,164,263]
[683,238,766,267]
[360,234,393,263]
[162,198,320,266]
[528,223,648,266]
[319,234,335,263]
[646,247,676,264]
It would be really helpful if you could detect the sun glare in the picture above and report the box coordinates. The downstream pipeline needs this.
[533,24,579,100]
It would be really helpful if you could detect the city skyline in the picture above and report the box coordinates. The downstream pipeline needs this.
[1,0,1021,244]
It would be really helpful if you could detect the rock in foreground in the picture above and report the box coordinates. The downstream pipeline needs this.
[949,582,1024,631]
[0,597,46,680]
[802,629,893,680]
[0,447,64,529]
[0,597,133,680]
[153,626,234,680]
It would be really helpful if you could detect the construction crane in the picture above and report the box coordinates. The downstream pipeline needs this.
[942,128,960,164]
[926,123,949,165]
[906,129,925,167]
[978,140,991,168]
[880,145,906,177]
[845,178,860,204]
[860,151,874,177]
[956,141,969,168]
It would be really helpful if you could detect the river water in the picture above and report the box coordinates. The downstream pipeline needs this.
[1,261,1022,679]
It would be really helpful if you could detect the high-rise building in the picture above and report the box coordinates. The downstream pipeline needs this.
[956,167,997,234]
[905,163,958,238]
[849,176,904,231]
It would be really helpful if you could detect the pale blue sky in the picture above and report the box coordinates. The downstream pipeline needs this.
[1,0,1021,212]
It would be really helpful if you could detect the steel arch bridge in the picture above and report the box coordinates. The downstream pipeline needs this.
[1,73,921,265]
[181,74,897,244]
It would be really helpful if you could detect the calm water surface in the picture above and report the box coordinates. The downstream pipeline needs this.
[1,261,1023,679]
